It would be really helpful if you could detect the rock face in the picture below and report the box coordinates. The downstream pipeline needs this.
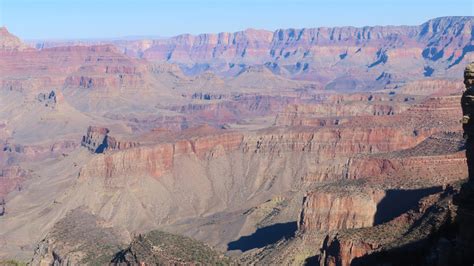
[79,143,174,179]
[299,189,384,232]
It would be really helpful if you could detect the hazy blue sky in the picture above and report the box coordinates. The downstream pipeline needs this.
[0,0,472,40]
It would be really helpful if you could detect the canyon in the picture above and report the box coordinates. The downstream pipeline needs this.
[0,16,473,265]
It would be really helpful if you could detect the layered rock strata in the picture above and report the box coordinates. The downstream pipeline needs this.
[78,125,428,182]
[299,189,384,232]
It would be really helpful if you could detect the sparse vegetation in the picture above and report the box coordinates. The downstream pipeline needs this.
[0,260,27,266]
[114,230,233,265]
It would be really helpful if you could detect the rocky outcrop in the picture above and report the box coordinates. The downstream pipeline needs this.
[299,189,384,232]
[81,126,139,153]
[299,182,447,235]
[318,187,457,266]
[81,126,111,153]
[320,235,377,266]
[112,230,232,265]
[299,131,466,234]
[31,208,129,265]
[36,90,63,108]
[0,27,29,50]
[79,143,174,179]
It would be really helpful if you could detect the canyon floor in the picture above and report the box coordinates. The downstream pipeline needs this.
[0,16,474,265]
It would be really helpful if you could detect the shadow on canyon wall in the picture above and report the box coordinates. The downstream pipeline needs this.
[349,224,457,266]
[374,186,443,225]
[303,255,320,266]
[351,185,474,266]
[227,221,298,252]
